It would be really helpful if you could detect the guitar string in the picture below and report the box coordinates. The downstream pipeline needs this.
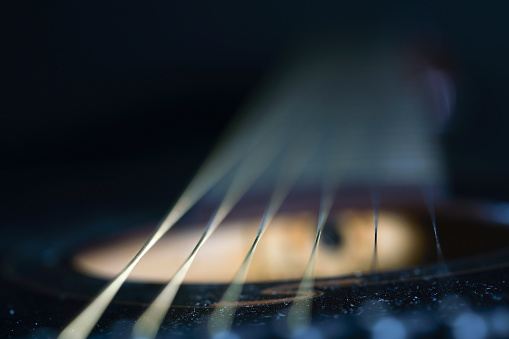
[58,97,300,339]
[286,184,334,334]
[132,124,302,339]
[423,187,445,263]
[371,189,381,271]
[58,52,447,338]
[206,123,321,337]
[285,101,363,334]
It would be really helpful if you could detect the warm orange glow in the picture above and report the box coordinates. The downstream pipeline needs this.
[73,210,424,283]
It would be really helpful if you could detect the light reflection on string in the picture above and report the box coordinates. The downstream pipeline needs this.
[58,46,446,339]
[287,185,334,334]
[132,131,291,339]
[58,83,311,339]
[207,127,320,337]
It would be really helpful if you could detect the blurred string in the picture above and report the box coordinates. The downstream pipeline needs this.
[131,128,292,339]
[58,79,310,339]
[58,45,446,338]
[207,121,321,337]
[286,183,334,334]
[423,187,445,263]
[371,189,381,271]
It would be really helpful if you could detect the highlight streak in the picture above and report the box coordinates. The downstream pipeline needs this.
[206,203,279,338]
[371,190,381,271]
[206,132,317,337]
[58,102,294,339]
[423,188,445,262]
[132,137,283,339]
[58,181,221,339]
[287,187,334,334]
[58,159,245,339]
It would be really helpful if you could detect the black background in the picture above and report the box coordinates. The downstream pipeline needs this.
[1,0,509,228]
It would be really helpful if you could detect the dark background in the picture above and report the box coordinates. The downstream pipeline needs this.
[1,1,509,228]
[1,2,509,337]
